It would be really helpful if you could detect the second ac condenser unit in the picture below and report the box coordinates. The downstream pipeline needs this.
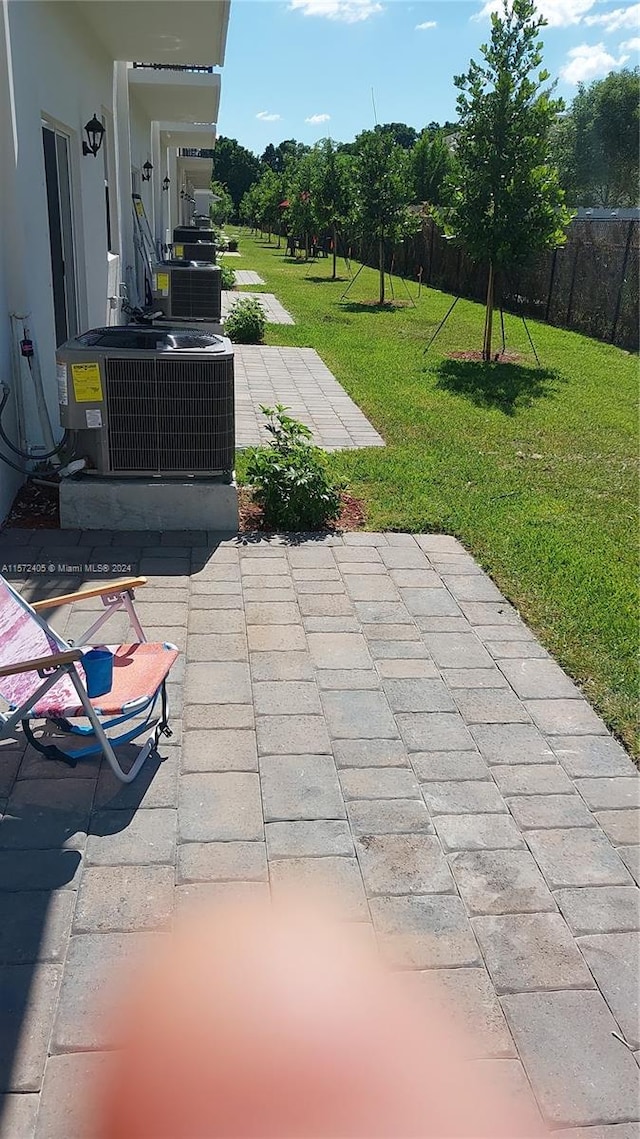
[57,327,234,478]
[173,225,215,244]
[172,240,216,264]
[152,263,222,321]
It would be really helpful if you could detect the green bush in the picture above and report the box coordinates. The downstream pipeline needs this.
[246,405,343,531]
[219,262,235,290]
[225,296,266,343]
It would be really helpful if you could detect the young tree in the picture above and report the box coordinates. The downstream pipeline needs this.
[411,130,455,205]
[435,0,571,360]
[311,139,354,279]
[285,152,317,258]
[239,183,262,230]
[353,130,415,304]
[209,180,234,226]
[255,168,285,241]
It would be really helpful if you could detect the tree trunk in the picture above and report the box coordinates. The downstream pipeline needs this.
[483,261,495,361]
[379,236,385,306]
[332,224,337,281]
[277,224,281,249]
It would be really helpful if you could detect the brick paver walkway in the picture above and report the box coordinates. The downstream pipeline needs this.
[234,270,265,286]
[223,291,294,324]
[234,345,385,450]
[0,529,638,1138]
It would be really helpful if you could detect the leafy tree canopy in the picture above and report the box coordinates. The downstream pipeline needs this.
[411,131,456,206]
[209,180,234,226]
[261,139,310,172]
[373,122,418,149]
[551,68,639,207]
[212,136,261,213]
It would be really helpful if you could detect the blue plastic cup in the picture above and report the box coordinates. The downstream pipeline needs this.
[82,648,114,698]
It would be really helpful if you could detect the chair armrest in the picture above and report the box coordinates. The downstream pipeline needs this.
[0,649,82,678]
[31,578,147,612]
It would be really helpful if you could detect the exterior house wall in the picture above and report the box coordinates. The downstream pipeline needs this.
[0,6,23,519]
[0,0,225,525]
[2,0,114,451]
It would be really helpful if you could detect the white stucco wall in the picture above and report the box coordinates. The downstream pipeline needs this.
[0,1,158,520]
[4,2,116,418]
[0,0,224,525]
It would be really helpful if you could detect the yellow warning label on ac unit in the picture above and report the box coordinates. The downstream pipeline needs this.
[156,272,170,295]
[174,244,184,258]
[71,363,103,403]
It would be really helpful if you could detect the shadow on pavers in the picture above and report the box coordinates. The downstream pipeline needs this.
[0,749,156,1104]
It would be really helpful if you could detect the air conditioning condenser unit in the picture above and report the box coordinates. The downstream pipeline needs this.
[152,263,221,321]
[172,240,216,264]
[57,326,234,478]
[173,225,215,244]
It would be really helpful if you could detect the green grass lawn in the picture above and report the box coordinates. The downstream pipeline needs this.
[232,229,639,755]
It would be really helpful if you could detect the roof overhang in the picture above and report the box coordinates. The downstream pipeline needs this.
[129,67,220,122]
[71,0,230,66]
[177,155,214,189]
[159,123,217,150]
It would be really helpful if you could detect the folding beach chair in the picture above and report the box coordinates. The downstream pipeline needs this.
[0,575,178,783]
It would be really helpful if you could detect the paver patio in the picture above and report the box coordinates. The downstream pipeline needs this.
[222,291,294,324]
[0,528,638,1138]
[234,345,385,449]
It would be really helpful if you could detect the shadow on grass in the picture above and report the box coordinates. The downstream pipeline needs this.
[434,358,560,414]
[339,301,405,314]
[304,275,349,284]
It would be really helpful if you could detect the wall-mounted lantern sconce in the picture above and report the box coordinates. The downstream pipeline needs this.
[162,175,170,192]
[82,114,105,157]
[142,160,153,182]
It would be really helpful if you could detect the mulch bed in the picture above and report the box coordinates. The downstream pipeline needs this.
[448,350,525,364]
[238,487,366,533]
[3,480,60,529]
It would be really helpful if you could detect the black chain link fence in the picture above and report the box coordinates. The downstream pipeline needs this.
[347,218,638,352]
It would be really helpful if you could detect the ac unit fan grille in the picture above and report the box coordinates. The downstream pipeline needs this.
[105,356,234,474]
[170,268,221,319]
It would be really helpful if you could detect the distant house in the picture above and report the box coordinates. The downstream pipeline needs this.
[0,1,229,521]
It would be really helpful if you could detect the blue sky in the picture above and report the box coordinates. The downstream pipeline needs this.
[217,0,639,153]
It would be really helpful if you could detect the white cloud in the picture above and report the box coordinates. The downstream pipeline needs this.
[305,113,331,124]
[620,33,640,47]
[473,0,594,26]
[560,40,629,81]
[415,19,437,28]
[256,111,281,122]
[585,2,640,29]
[289,0,382,23]
[474,0,640,29]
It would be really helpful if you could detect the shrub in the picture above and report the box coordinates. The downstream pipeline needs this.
[246,405,343,531]
[219,262,236,290]
[225,296,266,343]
